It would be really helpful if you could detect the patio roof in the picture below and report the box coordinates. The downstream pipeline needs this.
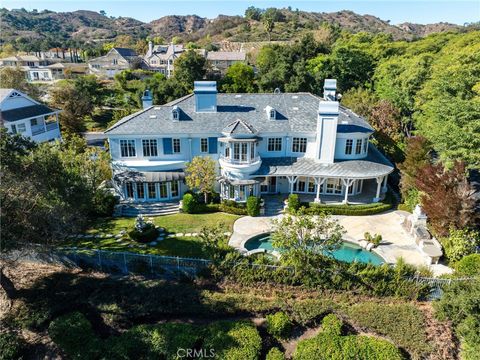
[114,170,185,182]
[253,145,394,179]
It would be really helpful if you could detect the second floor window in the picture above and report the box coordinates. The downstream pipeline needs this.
[200,138,208,153]
[268,138,282,152]
[292,137,307,153]
[30,118,38,126]
[355,139,363,155]
[113,59,118,65]
[120,139,136,157]
[173,138,181,153]
[142,139,158,157]
[345,139,353,155]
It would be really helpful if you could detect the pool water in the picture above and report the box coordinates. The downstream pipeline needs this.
[244,233,384,265]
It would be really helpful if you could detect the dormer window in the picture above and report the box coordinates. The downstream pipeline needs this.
[266,106,276,120]
[172,106,179,120]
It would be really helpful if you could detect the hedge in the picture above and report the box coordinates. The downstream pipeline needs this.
[454,254,480,277]
[246,196,261,216]
[0,332,25,360]
[346,302,431,358]
[294,314,404,360]
[48,312,102,360]
[266,311,292,339]
[266,347,285,360]
[304,201,392,216]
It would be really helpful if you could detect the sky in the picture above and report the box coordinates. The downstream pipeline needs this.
[2,0,479,25]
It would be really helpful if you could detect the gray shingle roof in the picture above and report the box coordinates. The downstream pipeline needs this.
[253,145,393,179]
[105,92,373,136]
[222,119,257,136]
[1,104,57,122]
[114,48,138,57]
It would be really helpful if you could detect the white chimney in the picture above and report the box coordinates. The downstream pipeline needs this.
[148,41,153,55]
[315,100,339,164]
[194,81,217,112]
[142,89,153,109]
[323,79,337,101]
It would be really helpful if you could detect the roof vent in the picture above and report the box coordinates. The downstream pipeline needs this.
[154,106,161,110]
[292,95,298,99]
[235,94,242,98]
[292,107,299,110]
[149,115,157,119]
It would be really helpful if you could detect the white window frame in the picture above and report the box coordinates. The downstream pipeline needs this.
[172,138,181,153]
[200,138,208,153]
[355,139,363,155]
[292,137,307,153]
[142,139,158,157]
[17,123,26,133]
[268,137,282,152]
[345,139,353,155]
[120,139,136,157]
[363,138,368,153]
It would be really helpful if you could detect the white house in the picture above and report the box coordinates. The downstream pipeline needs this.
[0,89,62,143]
[105,80,393,205]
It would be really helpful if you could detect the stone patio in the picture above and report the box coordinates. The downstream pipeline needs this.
[228,210,453,277]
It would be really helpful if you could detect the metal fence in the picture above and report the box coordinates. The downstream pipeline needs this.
[57,247,212,279]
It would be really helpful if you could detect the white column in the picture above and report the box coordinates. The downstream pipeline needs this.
[382,174,388,193]
[188,138,192,161]
[373,177,383,203]
[314,177,326,203]
[341,178,354,204]
[287,176,298,194]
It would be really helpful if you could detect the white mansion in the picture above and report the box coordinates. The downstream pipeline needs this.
[105,80,393,204]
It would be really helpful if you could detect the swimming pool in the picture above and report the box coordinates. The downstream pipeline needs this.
[244,233,384,265]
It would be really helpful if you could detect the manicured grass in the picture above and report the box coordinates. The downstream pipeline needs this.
[85,213,240,236]
[67,213,242,259]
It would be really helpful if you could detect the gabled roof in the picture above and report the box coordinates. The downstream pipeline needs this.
[207,51,246,61]
[222,119,257,136]
[113,48,138,57]
[105,92,374,136]
[0,88,14,103]
[2,104,57,122]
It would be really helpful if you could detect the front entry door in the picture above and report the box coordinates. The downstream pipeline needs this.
[268,177,277,193]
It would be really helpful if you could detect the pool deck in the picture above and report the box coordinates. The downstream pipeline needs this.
[228,211,453,277]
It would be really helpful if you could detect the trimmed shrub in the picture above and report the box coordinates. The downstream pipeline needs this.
[203,321,262,360]
[346,302,431,358]
[454,254,480,276]
[287,194,300,213]
[219,200,248,215]
[266,347,285,360]
[129,223,158,243]
[246,196,261,216]
[48,312,102,360]
[182,193,198,213]
[306,201,392,216]
[0,332,25,360]
[322,313,342,336]
[266,311,292,339]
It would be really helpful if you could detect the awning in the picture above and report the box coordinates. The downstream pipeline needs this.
[218,177,261,185]
[114,170,185,182]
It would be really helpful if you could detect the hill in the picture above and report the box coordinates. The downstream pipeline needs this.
[0,7,464,47]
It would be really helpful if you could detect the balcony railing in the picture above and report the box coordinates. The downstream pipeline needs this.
[220,155,260,165]
[31,122,59,136]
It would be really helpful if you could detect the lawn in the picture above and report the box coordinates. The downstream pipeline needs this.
[67,213,242,259]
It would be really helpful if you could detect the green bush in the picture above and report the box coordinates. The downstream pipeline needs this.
[266,347,285,360]
[246,196,261,217]
[266,311,292,339]
[0,332,25,360]
[294,315,405,360]
[454,254,480,277]
[306,201,392,216]
[203,321,262,360]
[287,194,300,213]
[91,189,118,217]
[128,223,158,243]
[182,193,198,213]
[322,313,343,336]
[219,200,248,215]
[48,312,102,360]
[346,302,431,358]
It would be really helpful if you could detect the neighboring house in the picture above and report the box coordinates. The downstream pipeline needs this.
[88,48,142,78]
[0,89,61,143]
[105,79,393,205]
[0,54,86,82]
[144,42,185,77]
[206,51,247,76]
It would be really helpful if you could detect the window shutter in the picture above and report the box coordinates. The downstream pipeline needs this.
[208,137,218,154]
[163,138,173,154]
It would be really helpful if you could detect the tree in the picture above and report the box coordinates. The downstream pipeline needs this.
[173,50,206,90]
[271,213,345,272]
[99,10,107,16]
[415,161,477,236]
[185,156,217,203]
[0,67,38,98]
[262,11,275,41]
[398,136,432,207]
[49,80,93,134]
[341,87,378,118]
[245,6,262,21]
[221,63,255,93]
[440,227,480,263]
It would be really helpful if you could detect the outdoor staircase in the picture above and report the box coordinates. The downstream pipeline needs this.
[117,202,180,217]
[263,196,285,216]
